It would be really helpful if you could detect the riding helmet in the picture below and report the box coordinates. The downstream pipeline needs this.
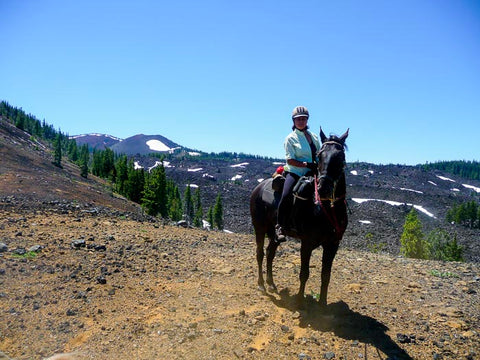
[292,106,309,119]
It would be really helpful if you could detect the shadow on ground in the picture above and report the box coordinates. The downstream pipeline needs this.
[268,288,413,360]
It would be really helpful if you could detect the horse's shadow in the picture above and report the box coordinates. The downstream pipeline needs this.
[267,288,413,360]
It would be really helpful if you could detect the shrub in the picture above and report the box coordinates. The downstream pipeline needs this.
[427,229,464,262]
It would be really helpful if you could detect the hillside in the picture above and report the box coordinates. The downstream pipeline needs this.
[133,154,480,262]
[1,117,480,359]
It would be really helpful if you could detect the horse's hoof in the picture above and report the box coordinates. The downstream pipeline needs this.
[318,298,327,308]
[258,285,266,293]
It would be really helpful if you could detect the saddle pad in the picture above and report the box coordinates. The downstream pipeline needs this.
[261,178,282,208]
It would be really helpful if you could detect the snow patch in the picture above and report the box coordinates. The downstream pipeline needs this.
[71,133,123,141]
[202,173,215,180]
[350,170,358,176]
[368,170,374,174]
[148,161,163,172]
[188,152,201,156]
[462,184,480,193]
[230,162,249,168]
[188,168,203,172]
[257,178,264,183]
[428,181,437,186]
[146,139,171,152]
[352,198,436,218]
[202,220,211,230]
[134,161,143,170]
[436,175,456,183]
[186,184,199,188]
[231,174,242,181]
[451,188,460,192]
[398,187,423,194]
[359,220,371,224]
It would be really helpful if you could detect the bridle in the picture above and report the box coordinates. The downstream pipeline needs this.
[314,140,346,206]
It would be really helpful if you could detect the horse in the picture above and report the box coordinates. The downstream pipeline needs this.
[250,128,349,308]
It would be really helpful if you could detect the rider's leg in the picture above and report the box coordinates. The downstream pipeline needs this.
[275,172,298,243]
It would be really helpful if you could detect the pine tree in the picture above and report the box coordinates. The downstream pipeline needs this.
[400,208,428,259]
[168,183,183,221]
[207,206,214,230]
[213,193,224,230]
[125,161,145,203]
[193,187,203,228]
[52,133,63,168]
[15,113,25,130]
[141,166,167,217]
[183,185,194,225]
[79,144,89,178]
[115,155,128,196]
[102,148,115,182]
[67,140,78,162]
[91,149,102,176]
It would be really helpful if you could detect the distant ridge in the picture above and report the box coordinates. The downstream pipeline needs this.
[72,133,184,156]
[110,134,182,156]
[71,133,122,150]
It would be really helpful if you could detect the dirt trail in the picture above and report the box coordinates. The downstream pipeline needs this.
[0,211,479,359]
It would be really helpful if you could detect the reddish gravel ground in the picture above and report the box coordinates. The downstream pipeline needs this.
[0,210,479,360]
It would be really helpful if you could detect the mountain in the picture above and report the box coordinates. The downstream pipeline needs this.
[72,133,185,156]
[3,119,480,261]
[71,133,122,150]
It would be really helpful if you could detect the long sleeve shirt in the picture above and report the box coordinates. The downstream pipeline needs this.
[283,128,320,177]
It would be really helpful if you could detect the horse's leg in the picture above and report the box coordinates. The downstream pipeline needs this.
[319,241,339,307]
[265,227,279,292]
[255,228,266,292]
[296,243,313,308]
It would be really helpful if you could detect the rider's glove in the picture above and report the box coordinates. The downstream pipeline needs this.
[306,162,317,171]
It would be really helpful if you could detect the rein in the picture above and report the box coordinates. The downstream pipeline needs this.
[314,140,347,238]
[314,175,345,205]
[314,173,345,238]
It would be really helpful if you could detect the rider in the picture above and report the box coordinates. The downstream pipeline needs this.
[275,106,320,243]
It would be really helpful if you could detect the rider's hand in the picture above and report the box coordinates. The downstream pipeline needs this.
[306,162,317,171]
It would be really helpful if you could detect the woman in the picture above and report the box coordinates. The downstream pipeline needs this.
[275,105,320,243]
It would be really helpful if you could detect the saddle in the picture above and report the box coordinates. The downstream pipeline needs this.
[261,173,316,227]
[261,175,284,208]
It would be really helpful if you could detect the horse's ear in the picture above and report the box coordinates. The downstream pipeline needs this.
[320,127,327,143]
[339,128,349,143]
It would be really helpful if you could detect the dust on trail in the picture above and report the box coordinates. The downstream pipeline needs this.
[0,211,479,359]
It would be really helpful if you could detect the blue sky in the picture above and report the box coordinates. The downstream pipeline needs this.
[1,0,479,165]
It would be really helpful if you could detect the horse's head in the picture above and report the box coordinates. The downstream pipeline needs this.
[316,128,349,198]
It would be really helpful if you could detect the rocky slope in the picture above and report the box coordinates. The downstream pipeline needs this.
[1,210,479,360]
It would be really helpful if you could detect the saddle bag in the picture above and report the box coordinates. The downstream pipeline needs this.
[293,176,315,201]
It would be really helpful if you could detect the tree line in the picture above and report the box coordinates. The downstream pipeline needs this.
[1,100,87,170]
[446,201,480,229]
[422,160,480,181]
[1,100,224,229]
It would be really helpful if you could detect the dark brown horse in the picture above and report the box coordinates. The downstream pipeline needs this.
[250,128,349,307]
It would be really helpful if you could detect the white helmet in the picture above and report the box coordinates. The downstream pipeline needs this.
[292,106,309,119]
